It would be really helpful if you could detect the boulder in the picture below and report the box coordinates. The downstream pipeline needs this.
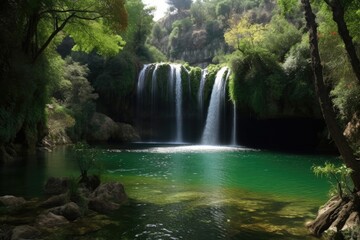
[40,193,68,208]
[88,183,127,214]
[11,225,40,240]
[0,224,13,240]
[36,212,69,227]
[0,196,26,207]
[113,123,141,142]
[48,202,81,221]
[44,177,69,196]
[91,183,127,204]
[87,113,118,142]
[87,112,140,143]
[88,198,120,214]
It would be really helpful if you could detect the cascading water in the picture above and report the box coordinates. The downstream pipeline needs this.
[136,63,236,145]
[201,67,230,145]
[198,69,207,118]
[232,103,237,146]
[174,64,183,143]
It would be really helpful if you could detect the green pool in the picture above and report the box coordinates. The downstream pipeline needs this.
[0,144,337,239]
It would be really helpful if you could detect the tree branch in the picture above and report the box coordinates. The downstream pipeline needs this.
[39,9,100,16]
[32,12,76,62]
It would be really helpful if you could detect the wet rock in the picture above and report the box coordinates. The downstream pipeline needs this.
[0,196,26,207]
[44,177,69,196]
[11,225,40,240]
[79,175,100,192]
[87,113,118,142]
[40,193,68,208]
[49,202,81,221]
[88,198,120,214]
[87,113,140,143]
[37,212,69,227]
[113,123,141,142]
[92,183,127,204]
[88,183,127,214]
[0,224,13,240]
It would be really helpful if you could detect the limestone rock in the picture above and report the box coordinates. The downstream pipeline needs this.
[0,196,26,207]
[11,225,40,240]
[113,123,140,142]
[37,212,69,227]
[48,202,81,221]
[88,198,120,214]
[0,224,13,240]
[88,183,127,214]
[40,193,68,208]
[87,113,118,142]
[44,177,69,196]
[91,183,127,204]
[87,113,140,143]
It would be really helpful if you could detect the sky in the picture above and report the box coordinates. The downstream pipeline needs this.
[142,0,169,21]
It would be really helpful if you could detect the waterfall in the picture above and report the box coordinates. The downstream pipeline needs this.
[136,64,150,137]
[175,65,183,142]
[135,63,237,145]
[151,65,159,105]
[201,67,229,145]
[232,103,237,146]
[198,69,207,117]
[137,64,149,97]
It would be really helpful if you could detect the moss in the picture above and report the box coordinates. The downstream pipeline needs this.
[228,50,288,118]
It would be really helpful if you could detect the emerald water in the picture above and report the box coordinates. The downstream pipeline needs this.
[0,144,337,239]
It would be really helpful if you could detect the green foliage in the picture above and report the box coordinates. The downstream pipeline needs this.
[190,0,207,27]
[69,22,126,56]
[228,49,286,117]
[0,50,59,147]
[140,45,167,62]
[71,142,102,178]
[216,1,231,18]
[123,0,154,52]
[277,0,299,15]
[60,58,97,141]
[332,81,360,122]
[312,162,354,198]
[225,14,266,51]
[282,38,318,116]
[260,16,302,61]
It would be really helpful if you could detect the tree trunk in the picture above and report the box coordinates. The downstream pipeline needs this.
[325,0,360,84]
[301,0,360,190]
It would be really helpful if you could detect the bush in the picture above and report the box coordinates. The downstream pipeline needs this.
[312,162,354,199]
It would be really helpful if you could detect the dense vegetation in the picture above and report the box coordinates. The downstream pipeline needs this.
[0,0,360,238]
[0,0,358,162]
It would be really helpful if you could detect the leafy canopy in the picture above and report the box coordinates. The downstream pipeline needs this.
[224,14,265,51]
[22,0,128,60]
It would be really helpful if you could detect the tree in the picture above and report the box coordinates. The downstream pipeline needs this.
[224,14,265,52]
[20,0,128,61]
[300,0,360,191]
[0,0,128,159]
[123,0,154,53]
[190,0,207,27]
[322,0,360,84]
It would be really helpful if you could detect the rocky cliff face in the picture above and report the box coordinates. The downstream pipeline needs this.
[151,11,226,67]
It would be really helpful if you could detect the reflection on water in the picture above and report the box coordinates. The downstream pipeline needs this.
[0,144,336,239]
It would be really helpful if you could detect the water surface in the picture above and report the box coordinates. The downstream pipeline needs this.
[0,144,336,239]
